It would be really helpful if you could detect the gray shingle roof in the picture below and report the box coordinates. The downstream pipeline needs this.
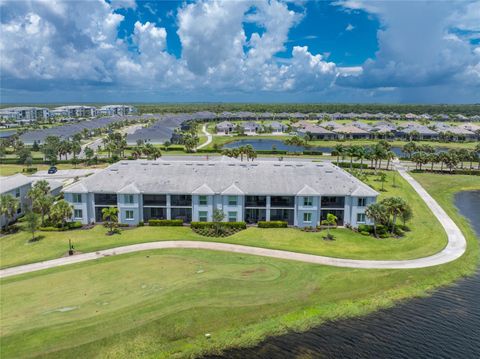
[64,159,378,197]
[0,174,32,194]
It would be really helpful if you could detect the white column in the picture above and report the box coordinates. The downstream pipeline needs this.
[166,195,171,220]
[266,196,271,221]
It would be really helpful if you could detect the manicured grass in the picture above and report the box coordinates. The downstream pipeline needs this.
[0,169,447,268]
[0,163,108,176]
[0,173,479,358]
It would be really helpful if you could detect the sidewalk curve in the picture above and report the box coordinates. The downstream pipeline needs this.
[0,168,467,278]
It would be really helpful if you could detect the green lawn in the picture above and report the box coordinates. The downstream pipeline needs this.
[0,163,108,177]
[1,170,447,268]
[0,173,479,358]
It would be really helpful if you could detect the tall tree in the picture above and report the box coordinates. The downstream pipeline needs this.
[102,207,119,235]
[51,200,73,229]
[0,194,19,231]
[27,180,53,226]
[365,203,388,237]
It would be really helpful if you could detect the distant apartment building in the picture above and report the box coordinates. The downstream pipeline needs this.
[98,105,136,116]
[0,107,49,122]
[53,106,97,118]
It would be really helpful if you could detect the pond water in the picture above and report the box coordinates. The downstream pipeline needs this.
[207,190,480,359]
[223,139,449,157]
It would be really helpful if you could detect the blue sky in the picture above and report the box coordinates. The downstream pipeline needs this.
[0,0,479,104]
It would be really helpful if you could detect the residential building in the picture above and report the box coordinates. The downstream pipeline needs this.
[63,159,378,228]
[243,121,261,134]
[0,107,49,122]
[53,106,97,118]
[334,125,371,140]
[297,125,337,140]
[216,121,235,134]
[0,174,33,228]
[98,105,136,116]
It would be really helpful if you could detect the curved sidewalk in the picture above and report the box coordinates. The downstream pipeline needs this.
[0,169,467,278]
[196,124,212,150]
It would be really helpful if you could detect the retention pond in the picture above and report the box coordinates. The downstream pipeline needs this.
[209,190,480,359]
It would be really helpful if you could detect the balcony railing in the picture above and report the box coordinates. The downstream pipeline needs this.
[245,196,267,207]
[94,193,117,206]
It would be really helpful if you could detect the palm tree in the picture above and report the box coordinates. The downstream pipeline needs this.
[346,146,358,169]
[355,146,367,171]
[333,144,344,165]
[381,197,410,234]
[27,180,53,226]
[0,194,19,231]
[321,213,338,240]
[51,200,73,229]
[102,207,119,235]
[365,203,387,237]
[402,142,417,159]
[385,150,396,171]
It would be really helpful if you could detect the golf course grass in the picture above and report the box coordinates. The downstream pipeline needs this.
[1,170,447,269]
[0,173,479,358]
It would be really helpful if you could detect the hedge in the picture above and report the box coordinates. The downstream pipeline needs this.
[148,219,183,226]
[40,221,83,231]
[191,221,247,230]
[258,221,288,228]
[333,161,369,169]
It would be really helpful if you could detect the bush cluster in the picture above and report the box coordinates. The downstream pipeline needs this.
[191,221,246,230]
[40,221,83,232]
[357,223,409,238]
[191,221,247,237]
[148,219,183,226]
[258,221,288,228]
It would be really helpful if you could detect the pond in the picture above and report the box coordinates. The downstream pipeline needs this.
[222,139,450,157]
[207,191,480,359]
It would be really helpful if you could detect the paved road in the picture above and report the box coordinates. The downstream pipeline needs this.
[196,124,212,150]
[0,166,467,278]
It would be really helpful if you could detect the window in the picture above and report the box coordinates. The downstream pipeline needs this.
[303,212,312,223]
[72,193,82,203]
[199,211,208,222]
[15,188,20,198]
[303,197,313,206]
[357,213,366,223]
[125,194,134,204]
[199,195,208,206]
[125,210,134,220]
[228,211,237,222]
[228,196,237,206]
[357,197,367,207]
[74,209,83,219]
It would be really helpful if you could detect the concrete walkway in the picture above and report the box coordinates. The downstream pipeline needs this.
[196,124,212,150]
[0,167,467,278]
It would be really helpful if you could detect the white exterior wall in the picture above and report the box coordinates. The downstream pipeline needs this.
[296,196,320,227]
[118,194,141,225]
[0,183,31,227]
[192,195,213,222]
[65,192,90,225]
[350,196,376,226]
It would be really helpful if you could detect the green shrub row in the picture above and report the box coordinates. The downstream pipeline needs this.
[148,219,183,226]
[333,162,369,169]
[39,221,82,231]
[258,221,288,228]
[191,221,247,229]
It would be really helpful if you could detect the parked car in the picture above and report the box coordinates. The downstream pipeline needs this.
[48,166,58,174]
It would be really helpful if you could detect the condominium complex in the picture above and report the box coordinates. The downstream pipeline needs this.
[64,159,378,228]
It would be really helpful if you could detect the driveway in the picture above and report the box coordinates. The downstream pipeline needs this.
[0,166,467,278]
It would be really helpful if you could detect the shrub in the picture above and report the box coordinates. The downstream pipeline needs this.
[148,219,183,226]
[358,224,373,233]
[39,221,82,232]
[137,221,144,227]
[191,221,246,230]
[258,221,288,228]
[379,233,390,239]
[359,230,370,236]
[323,233,335,240]
[396,224,411,232]
[393,226,405,237]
